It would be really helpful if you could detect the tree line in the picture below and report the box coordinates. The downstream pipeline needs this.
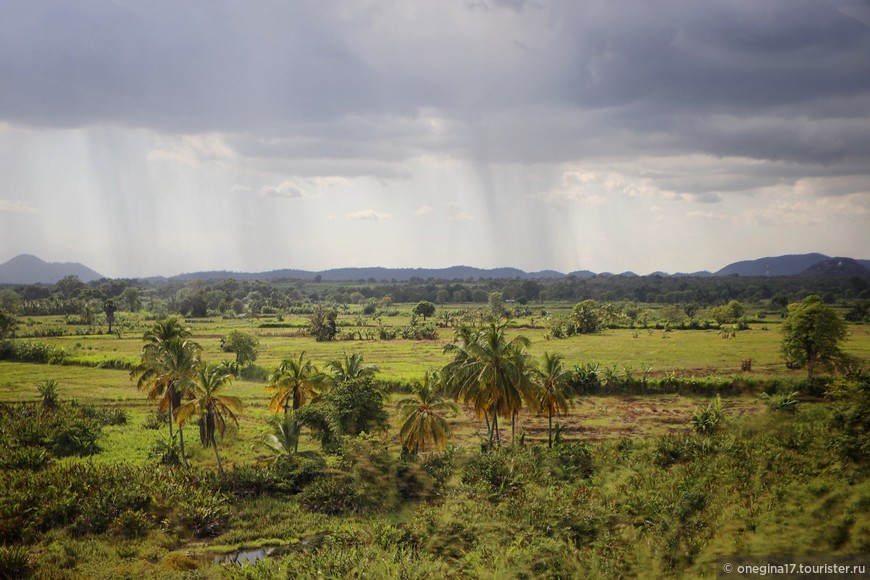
[132,295,853,475]
[1,269,868,319]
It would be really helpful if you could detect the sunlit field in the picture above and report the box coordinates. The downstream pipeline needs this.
[2,303,868,578]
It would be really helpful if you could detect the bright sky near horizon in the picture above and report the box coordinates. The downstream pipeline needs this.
[0,0,869,278]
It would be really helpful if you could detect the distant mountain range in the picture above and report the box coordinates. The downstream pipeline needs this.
[0,253,867,284]
[0,254,103,284]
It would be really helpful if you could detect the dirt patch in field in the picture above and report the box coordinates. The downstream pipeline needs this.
[446,394,762,446]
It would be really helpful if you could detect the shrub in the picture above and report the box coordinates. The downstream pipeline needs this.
[299,474,368,515]
[0,544,31,579]
[218,459,324,497]
[0,340,68,364]
[148,435,182,466]
[0,445,50,470]
[759,391,800,412]
[109,509,151,539]
[421,447,457,492]
[690,395,726,435]
[0,402,104,459]
[549,443,595,481]
[827,378,870,463]
[462,449,523,500]
[77,404,126,426]
[240,364,270,382]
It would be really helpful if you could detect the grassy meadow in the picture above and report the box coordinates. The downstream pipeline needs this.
[1,303,869,578]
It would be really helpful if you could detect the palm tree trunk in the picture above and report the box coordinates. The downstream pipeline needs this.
[213,441,224,474]
[493,412,500,446]
[548,411,553,449]
[167,396,175,440]
[511,410,516,447]
[178,424,189,468]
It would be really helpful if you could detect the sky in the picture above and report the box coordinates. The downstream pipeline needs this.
[0,0,869,278]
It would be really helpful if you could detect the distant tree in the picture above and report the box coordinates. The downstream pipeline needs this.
[771,293,789,314]
[488,292,506,319]
[0,289,21,313]
[56,275,84,298]
[308,304,338,341]
[99,280,127,299]
[659,304,686,326]
[781,295,848,380]
[535,353,573,448]
[413,300,436,321]
[708,300,745,325]
[323,376,389,437]
[435,289,451,304]
[298,376,388,449]
[103,299,118,334]
[327,352,380,384]
[221,330,260,366]
[362,298,378,315]
[120,287,142,312]
[0,310,18,339]
[572,300,601,334]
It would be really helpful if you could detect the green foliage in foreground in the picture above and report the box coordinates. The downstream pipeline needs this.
[2,373,869,578]
[0,400,126,469]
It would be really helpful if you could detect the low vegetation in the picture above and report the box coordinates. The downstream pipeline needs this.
[0,281,868,577]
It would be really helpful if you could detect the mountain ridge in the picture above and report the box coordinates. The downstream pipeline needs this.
[0,253,867,284]
[0,254,103,284]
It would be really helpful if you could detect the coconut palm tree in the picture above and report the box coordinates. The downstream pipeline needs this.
[267,352,323,417]
[396,370,458,454]
[258,412,302,466]
[535,352,574,448]
[176,363,243,474]
[141,316,192,350]
[132,319,199,468]
[257,411,322,466]
[326,352,380,383]
[442,323,534,448]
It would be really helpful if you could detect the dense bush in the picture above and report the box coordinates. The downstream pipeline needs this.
[217,458,325,497]
[0,464,233,542]
[827,375,870,463]
[299,378,388,450]
[0,340,68,364]
[0,544,31,579]
[299,437,411,515]
[0,403,106,460]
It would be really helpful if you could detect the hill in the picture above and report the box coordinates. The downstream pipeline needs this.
[174,265,567,282]
[800,257,869,277]
[714,253,831,276]
[0,254,103,284]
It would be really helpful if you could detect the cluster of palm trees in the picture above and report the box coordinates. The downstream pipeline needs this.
[134,318,578,473]
[440,323,574,450]
[131,318,242,472]
[395,323,577,453]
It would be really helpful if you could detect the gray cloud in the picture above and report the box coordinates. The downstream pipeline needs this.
[0,0,868,195]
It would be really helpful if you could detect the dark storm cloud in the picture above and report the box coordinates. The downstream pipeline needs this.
[1,0,869,178]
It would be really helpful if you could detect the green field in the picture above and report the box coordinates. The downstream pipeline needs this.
[2,306,869,578]
[9,310,870,383]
